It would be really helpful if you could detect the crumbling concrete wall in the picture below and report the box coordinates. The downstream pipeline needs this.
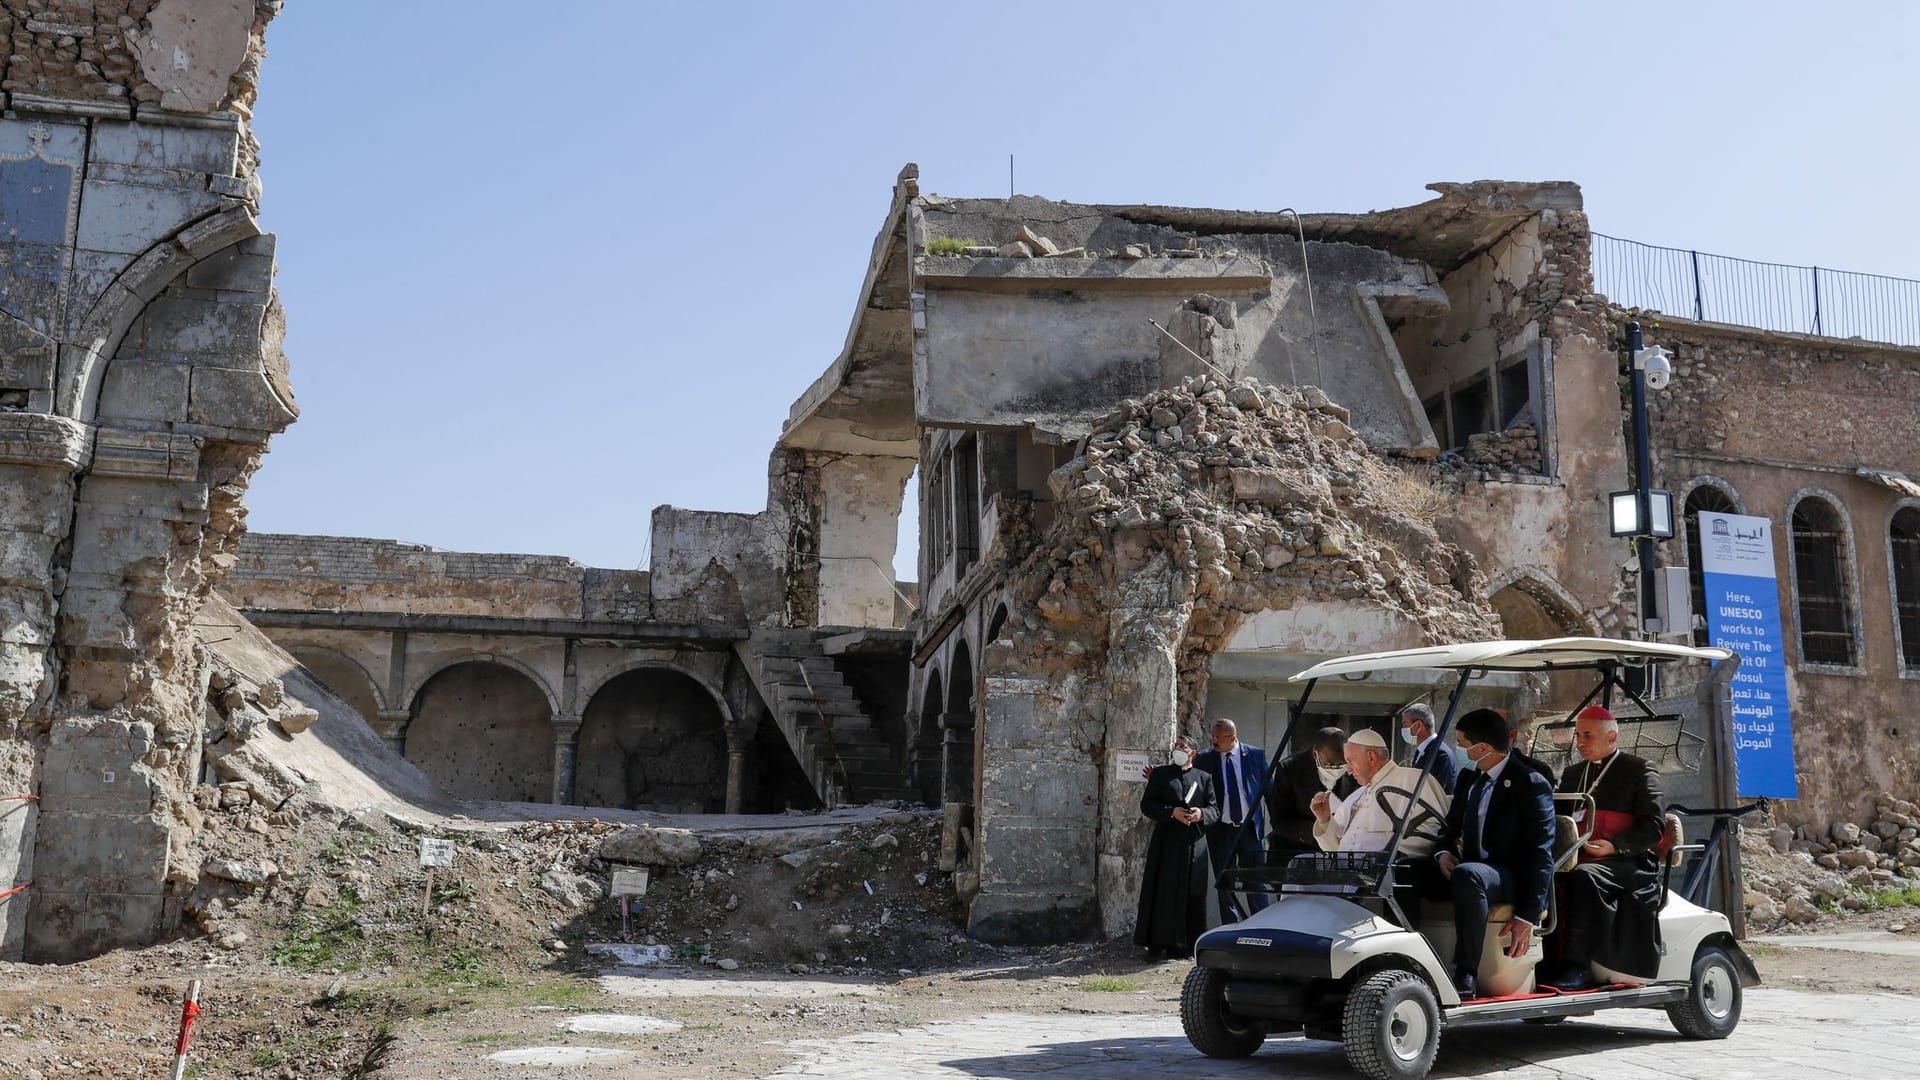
[966,374,1497,940]
[0,0,287,961]
[912,196,1444,450]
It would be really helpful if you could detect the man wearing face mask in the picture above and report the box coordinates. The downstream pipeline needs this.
[1135,735,1221,957]
[1195,719,1271,921]
[1409,707,1555,1000]
[1264,727,1358,867]
[1401,702,1458,797]
[1310,728,1450,857]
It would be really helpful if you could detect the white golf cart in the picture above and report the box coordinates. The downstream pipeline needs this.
[1180,638,1762,1080]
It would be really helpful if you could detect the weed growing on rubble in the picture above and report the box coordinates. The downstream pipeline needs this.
[1077,975,1143,992]
[923,236,977,256]
[1857,886,1920,911]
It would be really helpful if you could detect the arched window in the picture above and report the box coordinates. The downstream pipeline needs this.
[1684,484,1740,646]
[1791,496,1858,667]
[1893,508,1920,670]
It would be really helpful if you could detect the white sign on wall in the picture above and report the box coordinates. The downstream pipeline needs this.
[1115,751,1151,782]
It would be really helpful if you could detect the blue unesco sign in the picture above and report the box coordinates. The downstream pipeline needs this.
[1697,511,1797,798]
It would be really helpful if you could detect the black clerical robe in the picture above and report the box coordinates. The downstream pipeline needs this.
[1556,750,1664,979]
[1134,764,1220,952]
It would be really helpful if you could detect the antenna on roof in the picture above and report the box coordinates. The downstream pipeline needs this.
[1009,154,1014,198]
[1276,208,1323,389]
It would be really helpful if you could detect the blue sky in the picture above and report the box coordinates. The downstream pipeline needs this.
[245,1,1920,578]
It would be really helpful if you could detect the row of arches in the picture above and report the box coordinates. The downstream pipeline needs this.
[1680,477,1914,671]
[290,650,735,812]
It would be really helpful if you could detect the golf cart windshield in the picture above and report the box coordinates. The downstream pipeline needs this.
[1217,638,1735,904]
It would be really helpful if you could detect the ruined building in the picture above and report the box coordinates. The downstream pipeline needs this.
[5,0,1914,957]
[226,164,1920,942]
[0,0,291,959]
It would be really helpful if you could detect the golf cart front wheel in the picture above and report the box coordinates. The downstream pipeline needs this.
[1666,944,1742,1039]
[1342,970,1440,1080]
[1180,966,1266,1058]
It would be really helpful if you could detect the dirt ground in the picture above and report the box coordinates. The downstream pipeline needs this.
[4,907,1920,1079]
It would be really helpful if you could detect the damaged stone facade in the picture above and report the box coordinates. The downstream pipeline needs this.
[0,0,289,960]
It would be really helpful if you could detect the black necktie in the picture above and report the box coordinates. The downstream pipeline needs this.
[1462,773,1487,860]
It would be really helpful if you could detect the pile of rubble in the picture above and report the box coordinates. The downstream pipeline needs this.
[1006,373,1498,709]
[1437,420,1545,478]
[1741,796,1920,927]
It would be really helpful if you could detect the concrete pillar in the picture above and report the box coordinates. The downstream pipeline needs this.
[939,710,975,807]
[552,718,583,806]
[373,709,410,756]
[725,750,745,814]
[1094,554,1190,940]
[813,454,918,628]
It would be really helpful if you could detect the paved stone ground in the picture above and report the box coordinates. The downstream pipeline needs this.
[763,989,1919,1079]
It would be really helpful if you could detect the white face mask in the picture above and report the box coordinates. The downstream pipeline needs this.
[1317,765,1346,789]
[1172,748,1194,767]
[1400,725,1420,747]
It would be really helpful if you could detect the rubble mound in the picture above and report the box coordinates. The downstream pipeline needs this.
[1007,373,1498,706]
[1741,797,1920,928]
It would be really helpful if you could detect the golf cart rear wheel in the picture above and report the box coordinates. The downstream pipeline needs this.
[1180,966,1266,1058]
[1667,944,1742,1039]
[1342,970,1440,1080]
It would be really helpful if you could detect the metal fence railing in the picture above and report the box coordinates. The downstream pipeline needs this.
[1592,232,1920,349]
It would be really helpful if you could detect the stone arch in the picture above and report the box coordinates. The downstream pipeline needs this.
[406,660,555,802]
[1482,569,1595,638]
[576,666,731,813]
[913,668,945,806]
[59,207,268,422]
[986,603,1010,644]
[286,644,385,725]
[1682,478,1744,646]
[1888,498,1920,673]
[948,638,976,719]
[1485,570,1597,713]
[1787,486,1864,670]
[402,652,559,717]
[576,660,736,746]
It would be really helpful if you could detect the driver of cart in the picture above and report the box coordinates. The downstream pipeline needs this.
[1407,707,1556,1000]
[1543,705,1666,991]
[1309,728,1450,857]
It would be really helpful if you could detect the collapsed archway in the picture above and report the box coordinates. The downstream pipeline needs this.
[576,667,730,813]
[1488,576,1597,713]
[287,646,383,732]
[406,661,554,802]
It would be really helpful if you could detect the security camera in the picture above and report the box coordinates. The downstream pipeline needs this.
[1635,345,1673,391]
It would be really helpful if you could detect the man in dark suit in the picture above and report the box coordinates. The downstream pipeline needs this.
[1413,707,1556,999]
[1506,711,1557,787]
[1401,703,1458,796]
[1264,726,1359,866]
[1196,718,1271,920]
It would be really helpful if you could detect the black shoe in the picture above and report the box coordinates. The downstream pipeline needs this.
[1548,967,1598,991]
[1453,972,1478,1000]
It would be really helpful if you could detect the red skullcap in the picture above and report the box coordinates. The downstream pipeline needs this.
[1576,705,1615,722]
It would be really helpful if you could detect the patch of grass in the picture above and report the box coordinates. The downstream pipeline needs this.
[923,236,977,256]
[250,1049,287,1068]
[1077,975,1143,993]
[512,977,604,1008]
[268,897,366,971]
[434,876,477,904]
[1855,886,1920,911]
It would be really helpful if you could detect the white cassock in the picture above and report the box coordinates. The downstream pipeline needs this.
[1313,763,1451,858]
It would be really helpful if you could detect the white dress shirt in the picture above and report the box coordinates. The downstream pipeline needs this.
[1314,763,1451,858]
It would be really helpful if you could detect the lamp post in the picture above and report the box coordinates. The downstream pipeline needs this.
[1612,321,1677,661]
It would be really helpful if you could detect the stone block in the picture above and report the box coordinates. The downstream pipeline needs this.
[95,360,191,423]
[74,178,224,255]
[599,825,704,866]
[90,121,240,175]
[189,366,296,432]
[185,246,272,296]
[137,294,266,359]
[976,823,1098,889]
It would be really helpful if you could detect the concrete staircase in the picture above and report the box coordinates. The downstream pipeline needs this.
[737,630,916,807]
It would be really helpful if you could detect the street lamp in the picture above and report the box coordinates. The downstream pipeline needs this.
[1622,322,1673,654]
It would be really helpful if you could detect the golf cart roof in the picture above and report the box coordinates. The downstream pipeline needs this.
[1287,637,1733,682]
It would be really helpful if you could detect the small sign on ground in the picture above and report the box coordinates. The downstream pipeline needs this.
[418,838,455,868]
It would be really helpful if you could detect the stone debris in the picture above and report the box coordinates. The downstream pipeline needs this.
[600,824,705,866]
[1006,372,1497,714]
[1741,797,1920,928]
